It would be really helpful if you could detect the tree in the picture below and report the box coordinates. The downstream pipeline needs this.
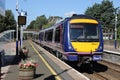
[5,10,16,30]
[27,15,63,29]
[100,0,114,29]
[27,20,36,29]
[0,10,16,32]
[0,15,6,32]
[43,16,63,29]
[85,0,115,30]
[34,15,47,29]
[85,3,101,19]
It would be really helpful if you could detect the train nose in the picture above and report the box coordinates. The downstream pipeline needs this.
[71,42,100,52]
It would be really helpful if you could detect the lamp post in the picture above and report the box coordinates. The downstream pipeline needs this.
[16,0,27,55]
[16,0,19,55]
[114,7,120,49]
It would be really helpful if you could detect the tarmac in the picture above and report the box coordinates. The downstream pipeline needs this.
[1,42,16,80]
[0,40,120,80]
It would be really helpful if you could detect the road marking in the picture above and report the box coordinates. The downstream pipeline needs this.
[29,41,61,80]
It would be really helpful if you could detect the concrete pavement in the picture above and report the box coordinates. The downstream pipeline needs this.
[1,41,120,80]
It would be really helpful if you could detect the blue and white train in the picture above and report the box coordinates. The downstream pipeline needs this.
[39,14,104,65]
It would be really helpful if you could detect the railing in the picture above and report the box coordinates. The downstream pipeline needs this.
[0,30,15,66]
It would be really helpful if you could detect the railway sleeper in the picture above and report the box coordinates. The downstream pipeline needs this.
[55,51,62,58]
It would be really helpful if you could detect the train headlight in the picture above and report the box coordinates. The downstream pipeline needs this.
[68,46,74,51]
[68,46,72,49]
[97,46,103,51]
[99,46,102,50]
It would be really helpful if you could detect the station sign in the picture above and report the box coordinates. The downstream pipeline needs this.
[18,16,26,25]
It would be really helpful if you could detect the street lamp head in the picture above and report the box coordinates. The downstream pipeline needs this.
[21,10,27,16]
[16,0,19,11]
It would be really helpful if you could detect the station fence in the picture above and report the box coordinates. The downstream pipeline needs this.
[0,30,16,66]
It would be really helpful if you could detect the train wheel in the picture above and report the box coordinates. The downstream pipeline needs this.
[89,63,94,74]
[80,63,93,74]
[55,51,62,58]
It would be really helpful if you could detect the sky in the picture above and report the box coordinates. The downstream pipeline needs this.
[6,0,120,25]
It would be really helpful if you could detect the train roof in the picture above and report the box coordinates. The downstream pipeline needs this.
[68,14,97,20]
[39,14,98,32]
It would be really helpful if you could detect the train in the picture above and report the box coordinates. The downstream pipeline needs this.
[38,14,104,66]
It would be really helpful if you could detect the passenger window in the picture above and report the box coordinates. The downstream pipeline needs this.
[45,29,53,41]
[55,27,60,43]
[47,30,53,41]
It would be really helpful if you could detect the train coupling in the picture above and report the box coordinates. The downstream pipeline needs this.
[77,56,92,66]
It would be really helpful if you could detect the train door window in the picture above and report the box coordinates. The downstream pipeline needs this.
[47,29,53,41]
[55,27,60,43]
[43,32,45,41]
[44,31,47,41]
[39,32,44,41]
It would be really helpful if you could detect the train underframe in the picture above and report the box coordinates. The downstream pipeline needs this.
[38,42,102,70]
[44,46,102,65]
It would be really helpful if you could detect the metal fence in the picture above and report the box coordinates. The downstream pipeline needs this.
[0,30,15,66]
[0,30,15,51]
[104,40,120,49]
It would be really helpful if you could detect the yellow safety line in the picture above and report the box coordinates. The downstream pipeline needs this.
[29,41,61,80]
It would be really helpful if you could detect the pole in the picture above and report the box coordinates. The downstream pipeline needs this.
[20,25,23,48]
[114,7,119,49]
[114,14,117,49]
[16,0,19,55]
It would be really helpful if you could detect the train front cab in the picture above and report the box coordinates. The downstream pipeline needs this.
[63,16,103,64]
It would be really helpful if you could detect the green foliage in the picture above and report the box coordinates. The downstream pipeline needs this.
[43,22,54,29]
[5,10,16,30]
[0,10,16,33]
[85,0,120,39]
[27,20,36,29]
[34,15,47,29]
[85,0,115,29]
[27,15,62,29]
[43,16,62,29]
[0,15,6,32]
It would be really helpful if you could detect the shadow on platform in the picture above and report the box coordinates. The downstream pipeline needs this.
[44,75,56,80]
[34,74,44,79]
[1,55,15,67]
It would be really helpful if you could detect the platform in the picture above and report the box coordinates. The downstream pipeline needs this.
[1,40,89,80]
[104,44,120,51]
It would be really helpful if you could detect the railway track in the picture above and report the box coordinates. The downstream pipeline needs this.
[56,55,120,80]
[82,60,120,80]
[63,52,120,80]
[99,60,120,73]
[83,72,108,80]
[50,52,120,80]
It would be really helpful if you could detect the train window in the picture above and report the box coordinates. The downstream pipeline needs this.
[44,31,47,41]
[47,30,53,41]
[55,27,60,43]
[70,23,99,41]
[45,29,53,41]
[39,32,44,41]
[85,24,99,39]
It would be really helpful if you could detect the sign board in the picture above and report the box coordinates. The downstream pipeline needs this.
[18,16,26,25]
[0,0,5,16]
